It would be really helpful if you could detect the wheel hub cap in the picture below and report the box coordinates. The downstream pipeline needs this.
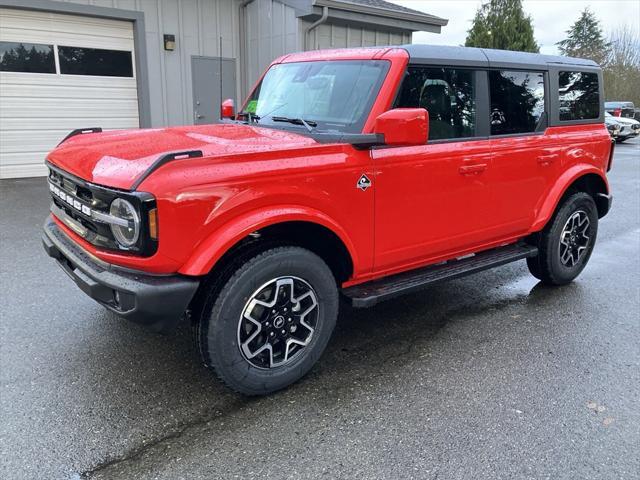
[559,210,590,267]
[237,277,319,369]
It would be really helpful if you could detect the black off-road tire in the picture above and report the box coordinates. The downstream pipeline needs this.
[193,247,338,396]
[527,192,598,285]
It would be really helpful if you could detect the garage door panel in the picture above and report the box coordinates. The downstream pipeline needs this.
[1,130,78,154]
[0,160,49,179]
[1,97,140,118]
[1,125,138,154]
[2,151,52,168]
[1,118,139,132]
[0,83,138,99]
[0,27,134,51]
[0,8,134,40]
[1,73,137,89]
[0,8,139,179]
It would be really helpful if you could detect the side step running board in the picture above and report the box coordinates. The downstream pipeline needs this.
[343,243,538,308]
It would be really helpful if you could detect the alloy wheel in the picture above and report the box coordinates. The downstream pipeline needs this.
[237,277,319,369]
[558,210,591,267]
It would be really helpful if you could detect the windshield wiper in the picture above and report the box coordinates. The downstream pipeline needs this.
[271,116,317,132]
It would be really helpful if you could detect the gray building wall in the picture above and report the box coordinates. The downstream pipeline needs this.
[244,0,412,96]
[244,0,299,95]
[57,0,241,128]
[27,0,418,127]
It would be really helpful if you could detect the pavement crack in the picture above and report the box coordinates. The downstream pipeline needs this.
[78,397,249,478]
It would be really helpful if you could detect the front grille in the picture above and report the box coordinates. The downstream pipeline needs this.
[48,168,116,249]
[47,163,158,256]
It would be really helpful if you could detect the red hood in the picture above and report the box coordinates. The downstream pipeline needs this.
[47,124,318,190]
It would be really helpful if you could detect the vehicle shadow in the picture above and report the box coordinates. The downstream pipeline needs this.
[68,261,545,459]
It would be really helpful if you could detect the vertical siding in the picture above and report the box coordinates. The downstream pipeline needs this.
[245,0,298,96]
[58,0,240,127]
[303,20,410,51]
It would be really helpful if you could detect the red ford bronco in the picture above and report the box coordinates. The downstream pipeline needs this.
[43,45,613,395]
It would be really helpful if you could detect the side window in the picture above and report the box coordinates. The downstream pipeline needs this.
[395,66,476,141]
[0,41,55,73]
[558,71,599,121]
[489,70,545,135]
[58,46,134,77]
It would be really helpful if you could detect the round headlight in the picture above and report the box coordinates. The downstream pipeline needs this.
[109,198,140,247]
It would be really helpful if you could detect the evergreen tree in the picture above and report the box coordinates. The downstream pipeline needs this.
[465,0,539,53]
[557,8,610,64]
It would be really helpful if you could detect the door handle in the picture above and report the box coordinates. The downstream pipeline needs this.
[459,163,487,175]
[537,154,558,166]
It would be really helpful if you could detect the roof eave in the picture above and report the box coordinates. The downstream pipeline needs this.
[313,0,449,28]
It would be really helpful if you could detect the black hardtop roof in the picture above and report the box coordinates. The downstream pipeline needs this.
[401,44,600,70]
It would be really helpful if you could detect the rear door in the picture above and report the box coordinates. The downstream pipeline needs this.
[488,70,562,236]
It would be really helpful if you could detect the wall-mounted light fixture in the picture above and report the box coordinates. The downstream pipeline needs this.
[163,34,176,51]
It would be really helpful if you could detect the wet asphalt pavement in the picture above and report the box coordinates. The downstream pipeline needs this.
[1,138,638,480]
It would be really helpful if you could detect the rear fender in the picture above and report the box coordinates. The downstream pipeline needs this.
[531,165,609,231]
[178,206,359,276]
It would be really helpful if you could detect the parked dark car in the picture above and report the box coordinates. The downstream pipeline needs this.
[605,101,635,118]
[634,108,640,122]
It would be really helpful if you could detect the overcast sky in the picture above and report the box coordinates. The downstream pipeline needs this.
[394,0,640,55]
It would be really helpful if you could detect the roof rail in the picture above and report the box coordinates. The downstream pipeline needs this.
[58,127,103,146]
[131,150,204,191]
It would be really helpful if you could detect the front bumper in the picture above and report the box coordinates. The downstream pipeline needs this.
[617,126,640,139]
[43,217,200,332]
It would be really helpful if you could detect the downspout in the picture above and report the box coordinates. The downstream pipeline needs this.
[239,0,256,100]
[304,6,329,51]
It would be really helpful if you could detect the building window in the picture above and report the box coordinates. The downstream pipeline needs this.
[489,70,545,135]
[395,67,476,141]
[58,46,133,77]
[0,41,55,73]
[558,71,599,121]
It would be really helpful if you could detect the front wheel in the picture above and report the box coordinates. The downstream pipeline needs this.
[527,192,598,285]
[193,247,338,395]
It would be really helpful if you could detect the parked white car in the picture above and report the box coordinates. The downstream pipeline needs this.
[605,112,640,143]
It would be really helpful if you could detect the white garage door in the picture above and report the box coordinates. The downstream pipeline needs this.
[0,8,139,178]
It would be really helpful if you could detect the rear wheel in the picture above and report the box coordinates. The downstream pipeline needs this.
[527,192,598,285]
[193,247,338,395]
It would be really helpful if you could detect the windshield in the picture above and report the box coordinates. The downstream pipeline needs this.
[241,60,390,133]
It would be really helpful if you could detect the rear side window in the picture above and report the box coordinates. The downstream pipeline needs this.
[0,41,55,73]
[58,46,134,77]
[559,71,599,121]
[395,66,476,141]
[489,70,545,135]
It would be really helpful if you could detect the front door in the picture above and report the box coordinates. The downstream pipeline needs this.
[372,141,493,272]
[372,66,495,273]
[191,56,236,124]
